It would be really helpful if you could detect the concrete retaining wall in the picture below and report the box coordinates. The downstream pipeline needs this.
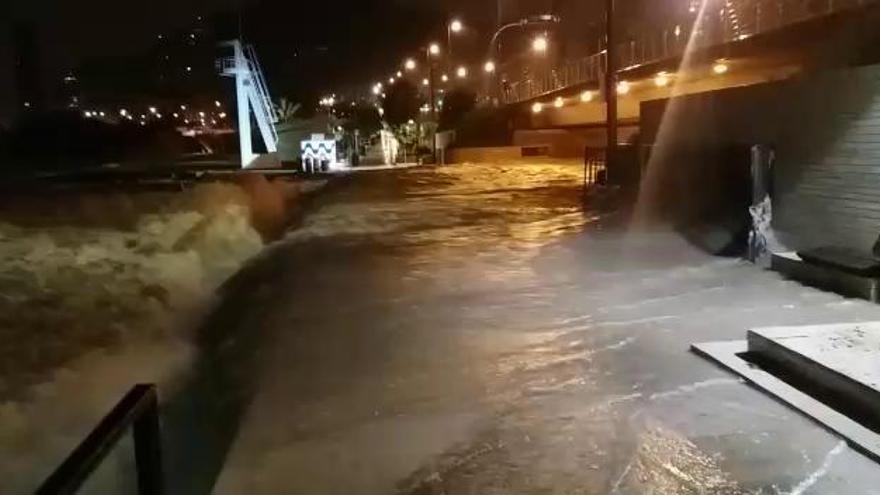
[445,146,526,163]
[640,64,880,252]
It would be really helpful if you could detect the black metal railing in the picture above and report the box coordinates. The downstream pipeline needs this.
[36,384,163,495]
[583,147,607,195]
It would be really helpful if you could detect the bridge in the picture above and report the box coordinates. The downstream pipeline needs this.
[487,0,880,140]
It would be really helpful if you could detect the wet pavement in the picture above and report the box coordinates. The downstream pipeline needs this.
[206,161,880,494]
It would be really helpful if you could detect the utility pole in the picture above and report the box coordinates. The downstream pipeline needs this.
[427,47,437,161]
[605,0,618,153]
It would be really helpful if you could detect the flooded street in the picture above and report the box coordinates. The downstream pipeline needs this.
[207,161,880,494]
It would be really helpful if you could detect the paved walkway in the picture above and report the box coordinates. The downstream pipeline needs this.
[191,161,880,493]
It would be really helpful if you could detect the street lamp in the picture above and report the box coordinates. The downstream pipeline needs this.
[456,66,468,78]
[484,61,496,73]
[486,13,560,102]
[448,19,463,61]
[532,35,548,53]
[429,43,441,56]
[405,59,417,71]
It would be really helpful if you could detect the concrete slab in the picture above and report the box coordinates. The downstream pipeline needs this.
[748,323,880,419]
[772,251,880,302]
[692,340,880,463]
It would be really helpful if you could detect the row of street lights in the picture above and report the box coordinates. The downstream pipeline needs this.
[370,16,558,105]
[530,58,732,114]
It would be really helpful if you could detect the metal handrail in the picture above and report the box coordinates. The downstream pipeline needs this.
[36,384,163,495]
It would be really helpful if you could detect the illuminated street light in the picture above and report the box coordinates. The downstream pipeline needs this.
[373,85,382,95]
[554,97,564,108]
[173,113,179,118]
[389,77,395,84]
[532,36,548,53]
[396,70,403,78]
[441,74,449,82]
[617,80,631,95]
[654,71,670,87]
[405,59,417,70]
[83,111,92,118]
[180,104,187,110]
[580,90,593,103]
[99,111,106,117]
[422,78,430,86]
[219,112,227,118]
[429,43,441,56]
[214,100,222,107]
[149,106,157,114]
[456,66,468,78]
[532,102,543,114]
[199,111,206,117]
[484,61,496,73]
[450,19,463,33]
[713,60,729,75]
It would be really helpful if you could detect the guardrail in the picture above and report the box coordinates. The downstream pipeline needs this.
[36,384,163,495]
[498,0,873,104]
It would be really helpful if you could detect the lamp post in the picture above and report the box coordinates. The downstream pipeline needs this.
[605,0,617,152]
[487,14,560,102]
[448,19,463,61]
[426,43,440,160]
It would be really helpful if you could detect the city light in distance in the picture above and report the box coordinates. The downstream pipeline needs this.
[396,70,403,78]
[214,100,222,107]
[372,85,381,95]
[198,111,206,117]
[456,66,468,78]
[532,102,543,114]
[617,80,631,94]
[429,43,441,56]
[484,61,496,73]
[173,113,179,118]
[441,74,449,82]
[532,36,548,53]
[554,97,564,108]
[713,60,729,75]
[580,90,593,103]
[654,71,670,87]
[180,104,187,110]
[422,78,429,86]
[219,112,227,118]
[450,19,463,33]
[149,106,157,114]
[405,59,416,70]
[389,77,395,84]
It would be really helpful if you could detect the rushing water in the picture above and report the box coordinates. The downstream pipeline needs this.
[189,161,880,494]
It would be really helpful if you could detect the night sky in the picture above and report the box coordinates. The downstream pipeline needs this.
[0,0,500,124]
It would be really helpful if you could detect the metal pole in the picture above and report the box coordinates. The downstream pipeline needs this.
[605,0,617,152]
[428,48,437,161]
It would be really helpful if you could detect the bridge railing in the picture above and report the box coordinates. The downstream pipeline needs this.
[36,384,163,495]
[497,0,872,105]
